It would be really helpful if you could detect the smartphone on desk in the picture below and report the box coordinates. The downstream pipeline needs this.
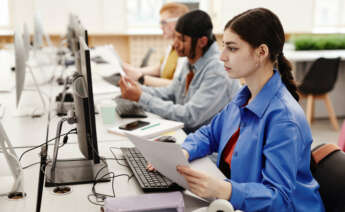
[119,120,150,131]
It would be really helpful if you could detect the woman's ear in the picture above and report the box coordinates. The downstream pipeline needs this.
[198,36,209,48]
[256,44,269,61]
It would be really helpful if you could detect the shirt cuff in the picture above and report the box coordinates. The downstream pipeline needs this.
[180,145,193,162]
[138,92,151,106]
[181,142,199,162]
[226,179,246,210]
[141,85,150,93]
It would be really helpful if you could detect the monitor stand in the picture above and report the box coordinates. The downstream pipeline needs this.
[45,159,109,187]
[14,65,46,118]
[44,116,109,187]
[0,121,26,199]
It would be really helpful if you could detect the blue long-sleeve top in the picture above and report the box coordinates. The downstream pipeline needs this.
[181,71,325,211]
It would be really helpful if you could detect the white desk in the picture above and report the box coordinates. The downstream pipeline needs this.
[0,147,42,212]
[0,48,210,211]
[39,141,209,212]
[1,140,211,212]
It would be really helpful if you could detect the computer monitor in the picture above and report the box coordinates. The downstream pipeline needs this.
[0,121,25,199]
[67,16,88,71]
[33,13,52,49]
[45,35,108,187]
[75,36,99,162]
[23,22,30,62]
[66,15,75,52]
[33,13,44,49]
[14,28,46,116]
[14,28,26,108]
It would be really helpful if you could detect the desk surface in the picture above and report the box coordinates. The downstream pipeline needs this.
[0,50,208,211]
[1,140,211,212]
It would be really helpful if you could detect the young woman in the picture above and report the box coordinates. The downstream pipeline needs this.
[176,8,325,211]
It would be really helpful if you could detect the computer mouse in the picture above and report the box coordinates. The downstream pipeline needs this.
[154,136,176,143]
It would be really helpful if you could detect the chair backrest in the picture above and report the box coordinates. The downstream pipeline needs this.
[140,48,155,68]
[311,143,345,211]
[299,57,340,95]
[338,121,345,151]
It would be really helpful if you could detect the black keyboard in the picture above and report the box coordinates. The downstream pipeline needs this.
[121,147,184,193]
[114,96,147,118]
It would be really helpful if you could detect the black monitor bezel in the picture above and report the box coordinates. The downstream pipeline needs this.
[78,36,100,164]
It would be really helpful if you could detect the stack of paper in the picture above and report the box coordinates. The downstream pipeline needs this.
[108,118,184,139]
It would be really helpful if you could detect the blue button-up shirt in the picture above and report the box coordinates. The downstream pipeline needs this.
[139,43,240,133]
[182,71,325,211]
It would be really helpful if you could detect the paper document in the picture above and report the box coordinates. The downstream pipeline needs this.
[108,118,184,139]
[126,133,190,189]
[91,45,125,76]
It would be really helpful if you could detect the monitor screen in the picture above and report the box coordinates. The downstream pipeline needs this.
[33,13,44,49]
[71,35,100,163]
[79,36,99,163]
[23,23,30,61]
[14,28,26,108]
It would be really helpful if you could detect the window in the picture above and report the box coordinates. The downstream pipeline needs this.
[127,0,200,33]
[0,0,9,27]
[313,0,345,33]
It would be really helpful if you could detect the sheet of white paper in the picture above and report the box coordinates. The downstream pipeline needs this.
[126,133,190,189]
[91,45,125,76]
[190,157,225,180]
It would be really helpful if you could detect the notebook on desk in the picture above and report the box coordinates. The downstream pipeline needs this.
[108,118,184,139]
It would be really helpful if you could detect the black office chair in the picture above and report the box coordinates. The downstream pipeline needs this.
[298,57,341,130]
[140,48,155,68]
[311,143,345,211]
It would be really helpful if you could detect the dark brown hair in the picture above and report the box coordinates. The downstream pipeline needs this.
[175,10,216,58]
[225,8,299,101]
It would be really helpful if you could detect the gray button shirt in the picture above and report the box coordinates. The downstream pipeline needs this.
[139,42,241,133]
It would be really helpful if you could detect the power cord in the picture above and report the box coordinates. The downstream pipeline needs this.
[85,143,133,206]
[109,147,129,168]
[18,128,77,162]
[22,162,41,169]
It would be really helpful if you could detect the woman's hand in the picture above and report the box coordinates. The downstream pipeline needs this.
[146,163,156,172]
[176,165,232,200]
[119,76,142,102]
[122,63,142,81]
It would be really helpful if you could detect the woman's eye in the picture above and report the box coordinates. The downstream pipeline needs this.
[228,47,237,52]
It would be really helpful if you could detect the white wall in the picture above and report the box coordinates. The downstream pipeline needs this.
[220,0,315,33]
[9,0,315,34]
[10,0,127,34]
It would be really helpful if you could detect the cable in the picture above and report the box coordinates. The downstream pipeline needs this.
[103,158,125,161]
[19,128,77,162]
[22,162,41,169]
[87,171,133,206]
[109,147,129,168]
[85,143,134,206]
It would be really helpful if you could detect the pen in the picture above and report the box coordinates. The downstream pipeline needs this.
[141,123,160,130]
